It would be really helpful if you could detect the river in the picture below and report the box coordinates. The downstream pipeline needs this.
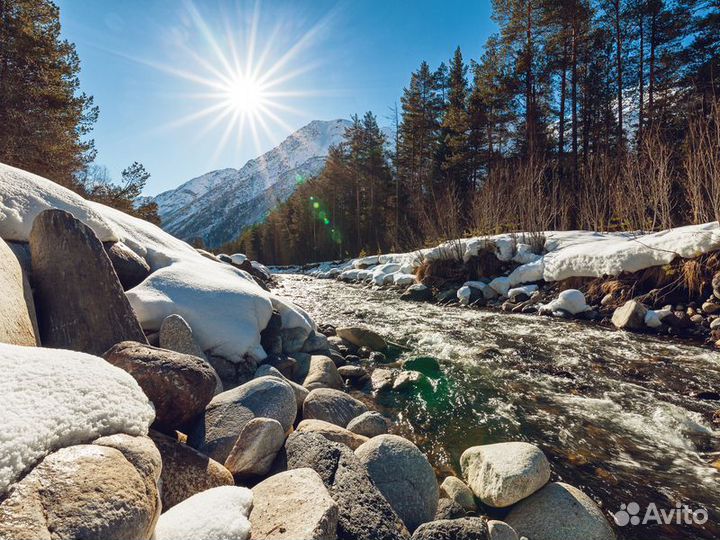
[276,274,720,540]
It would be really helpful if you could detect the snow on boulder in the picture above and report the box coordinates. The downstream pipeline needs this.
[0,162,117,242]
[154,485,253,540]
[645,307,672,328]
[507,284,539,300]
[230,253,248,265]
[489,277,512,297]
[540,289,590,315]
[393,273,416,286]
[0,343,154,496]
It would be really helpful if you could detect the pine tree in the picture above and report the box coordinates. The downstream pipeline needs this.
[0,0,98,189]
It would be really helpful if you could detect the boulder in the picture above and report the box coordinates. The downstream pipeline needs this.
[224,417,286,478]
[372,368,396,392]
[159,313,206,359]
[260,311,283,355]
[302,330,331,353]
[487,520,519,540]
[410,518,488,540]
[401,284,433,302]
[149,430,234,510]
[303,354,344,390]
[188,376,296,463]
[297,419,369,450]
[434,498,467,520]
[338,364,370,383]
[0,442,160,540]
[347,411,390,438]
[611,300,648,330]
[103,241,151,290]
[154,485,253,540]
[713,271,720,300]
[505,482,616,540]
[286,431,410,540]
[28,209,147,354]
[0,237,38,346]
[355,434,438,532]
[250,468,339,540]
[255,363,310,410]
[282,326,310,354]
[336,327,387,351]
[460,442,550,508]
[104,341,216,431]
[303,388,369,427]
[393,370,428,391]
[440,476,477,512]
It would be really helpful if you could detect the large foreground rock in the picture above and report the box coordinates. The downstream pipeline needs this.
[103,241,151,291]
[410,518,489,540]
[286,431,410,540]
[29,209,146,354]
[336,327,387,351]
[154,485,253,540]
[355,434,438,532]
[104,341,216,431]
[149,430,234,510]
[189,376,296,463]
[303,388,369,427]
[224,417,286,478]
[0,441,160,540]
[250,468,339,540]
[0,238,38,346]
[505,482,616,540]
[460,442,551,508]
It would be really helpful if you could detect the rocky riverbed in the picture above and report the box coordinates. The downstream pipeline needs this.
[276,274,720,540]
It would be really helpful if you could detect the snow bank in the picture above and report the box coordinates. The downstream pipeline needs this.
[0,162,313,362]
[0,343,154,496]
[154,486,253,540]
[0,162,116,242]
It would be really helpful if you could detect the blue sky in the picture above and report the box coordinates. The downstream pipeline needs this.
[56,0,497,195]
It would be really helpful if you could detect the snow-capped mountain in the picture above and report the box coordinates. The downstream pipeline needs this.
[149,119,352,248]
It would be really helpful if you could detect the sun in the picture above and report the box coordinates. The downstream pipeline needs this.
[223,74,267,114]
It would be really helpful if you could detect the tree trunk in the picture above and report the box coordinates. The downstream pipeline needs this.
[638,11,645,144]
[571,15,579,187]
[613,0,624,148]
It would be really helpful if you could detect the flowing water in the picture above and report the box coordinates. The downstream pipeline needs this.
[277,274,720,540]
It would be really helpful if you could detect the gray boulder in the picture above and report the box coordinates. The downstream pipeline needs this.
[410,518,489,540]
[303,355,344,390]
[487,520,519,540]
[336,327,387,351]
[440,476,477,512]
[611,300,648,330]
[286,431,410,540]
[29,209,147,355]
[371,368,396,392]
[303,388,369,427]
[159,314,205,359]
[460,442,551,508]
[355,434,439,532]
[148,430,234,510]
[224,417,286,478]
[188,375,296,463]
[103,241,151,290]
[282,326,309,353]
[251,468,339,540]
[347,411,390,437]
[434,498,467,520]
[0,440,160,540]
[302,330,331,353]
[505,482,616,540]
[104,341,216,431]
[0,237,38,346]
[255,363,309,410]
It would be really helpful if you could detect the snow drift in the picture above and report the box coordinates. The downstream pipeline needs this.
[0,343,154,496]
[0,162,314,362]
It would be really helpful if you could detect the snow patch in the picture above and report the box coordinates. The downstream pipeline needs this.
[154,485,253,540]
[541,289,590,315]
[0,343,154,496]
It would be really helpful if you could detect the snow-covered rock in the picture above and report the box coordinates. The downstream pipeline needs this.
[489,277,512,297]
[230,253,247,265]
[540,289,589,315]
[507,284,539,300]
[154,485,253,540]
[0,162,314,363]
[645,308,672,328]
[0,343,154,496]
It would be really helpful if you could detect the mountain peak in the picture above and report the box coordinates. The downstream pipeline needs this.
[148,119,351,248]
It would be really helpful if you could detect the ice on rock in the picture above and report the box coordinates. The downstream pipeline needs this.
[0,343,155,496]
[154,485,253,540]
